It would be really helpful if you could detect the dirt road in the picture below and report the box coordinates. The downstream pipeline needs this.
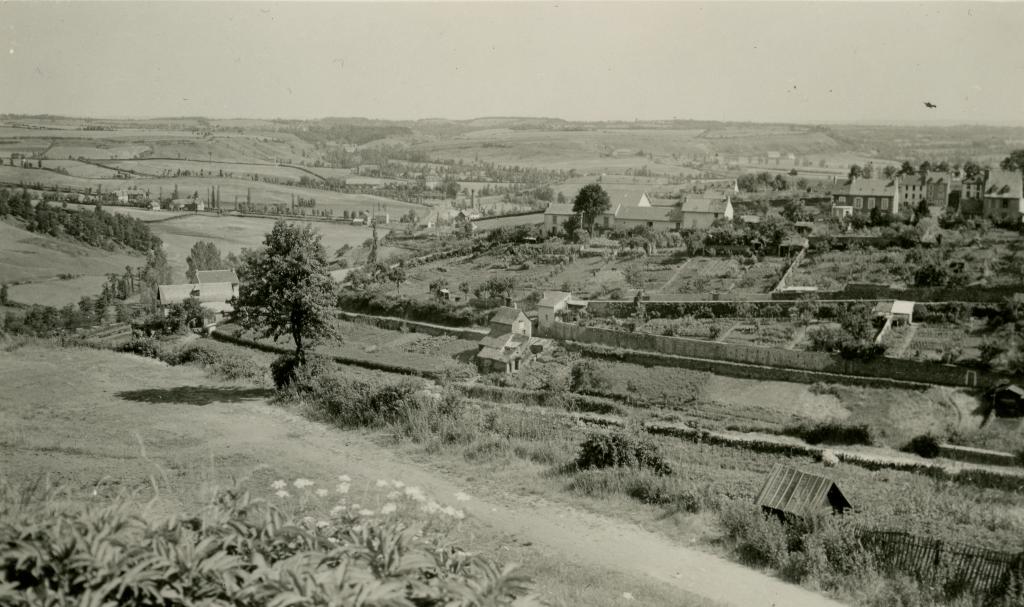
[0,346,845,607]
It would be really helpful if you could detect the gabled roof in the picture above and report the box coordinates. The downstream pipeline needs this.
[984,169,1023,199]
[539,291,572,308]
[873,299,914,316]
[490,306,527,325]
[848,178,899,197]
[157,282,234,305]
[479,334,514,350]
[615,206,674,222]
[544,203,576,216]
[679,196,731,214]
[476,346,510,362]
[754,464,851,517]
[196,270,238,284]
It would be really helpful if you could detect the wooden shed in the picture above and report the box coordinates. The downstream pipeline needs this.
[754,464,851,520]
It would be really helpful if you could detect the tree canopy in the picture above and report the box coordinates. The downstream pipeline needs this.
[185,241,227,283]
[234,221,337,359]
[572,184,610,232]
[1000,150,1024,172]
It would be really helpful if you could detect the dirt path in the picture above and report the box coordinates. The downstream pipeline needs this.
[658,257,694,293]
[198,400,845,607]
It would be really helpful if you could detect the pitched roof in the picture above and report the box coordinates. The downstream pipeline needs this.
[900,172,952,187]
[490,306,526,325]
[679,196,730,214]
[476,346,510,362]
[848,178,899,197]
[539,291,572,308]
[754,464,851,517]
[614,206,674,222]
[196,270,238,284]
[985,169,1023,199]
[873,299,914,316]
[544,203,576,216]
[157,282,235,305]
[479,334,514,350]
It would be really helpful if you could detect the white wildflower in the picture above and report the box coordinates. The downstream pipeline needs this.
[316,520,329,529]
[293,478,315,489]
[442,505,458,518]
[352,503,361,510]
[452,509,465,520]
[622,592,635,601]
[336,483,350,495]
[422,500,441,514]
[391,480,405,488]
[375,479,389,488]
[380,502,397,515]
[315,488,329,498]
[386,490,401,499]
[275,490,290,499]
[358,509,375,517]
[271,480,287,490]
[329,505,346,516]
[338,474,351,482]
[454,491,472,502]
[404,486,427,502]
[301,516,315,527]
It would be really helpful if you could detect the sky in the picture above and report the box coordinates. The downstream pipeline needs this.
[2,1,1023,125]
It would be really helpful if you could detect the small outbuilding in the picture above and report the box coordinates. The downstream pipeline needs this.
[991,384,1024,418]
[754,464,852,520]
[872,299,914,326]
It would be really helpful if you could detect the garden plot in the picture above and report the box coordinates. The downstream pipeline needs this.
[903,322,985,364]
[789,249,911,290]
[719,319,797,348]
[664,256,784,298]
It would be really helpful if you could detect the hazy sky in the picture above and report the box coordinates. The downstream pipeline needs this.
[2,2,1022,124]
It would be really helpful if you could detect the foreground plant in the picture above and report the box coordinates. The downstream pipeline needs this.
[0,479,531,606]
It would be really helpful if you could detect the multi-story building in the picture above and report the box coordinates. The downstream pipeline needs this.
[830,178,901,218]
[898,171,954,209]
[981,169,1024,224]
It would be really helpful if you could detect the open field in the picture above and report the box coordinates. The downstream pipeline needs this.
[106,158,320,182]
[0,219,140,290]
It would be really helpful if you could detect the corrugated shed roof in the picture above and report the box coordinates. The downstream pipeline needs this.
[196,270,238,284]
[754,464,850,517]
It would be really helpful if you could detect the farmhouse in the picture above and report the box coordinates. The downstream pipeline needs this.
[980,169,1024,224]
[672,195,734,230]
[156,282,236,318]
[755,464,852,519]
[831,177,901,218]
[196,270,239,298]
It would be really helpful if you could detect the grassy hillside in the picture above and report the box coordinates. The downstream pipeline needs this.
[0,219,139,288]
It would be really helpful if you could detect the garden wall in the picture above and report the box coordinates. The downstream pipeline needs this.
[938,443,1021,467]
[544,320,1005,387]
[336,311,489,341]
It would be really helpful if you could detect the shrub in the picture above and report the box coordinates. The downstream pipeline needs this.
[575,430,672,475]
[569,360,611,393]
[904,434,942,459]
[718,499,789,568]
[784,421,873,446]
[0,478,530,606]
[116,337,163,359]
[271,353,303,389]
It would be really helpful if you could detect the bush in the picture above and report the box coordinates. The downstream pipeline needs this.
[569,360,611,393]
[718,499,789,568]
[116,337,163,359]
[784,421,873,446]
[0,478,530,606]
[904,434,942,459]
[575,430,672,475]
[271,353,303,389]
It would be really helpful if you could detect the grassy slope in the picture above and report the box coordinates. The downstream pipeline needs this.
[0,220,141,304]
[0,343,722,607]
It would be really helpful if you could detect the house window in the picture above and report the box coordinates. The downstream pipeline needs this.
[867,197,876,208]
[647,222,653,228]
[853,197,863,208]
[1004,200,1009,210]
[838,196,847,204]
[880,199,889,211]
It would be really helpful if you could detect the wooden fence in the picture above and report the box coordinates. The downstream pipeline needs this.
[860,530,1024,597]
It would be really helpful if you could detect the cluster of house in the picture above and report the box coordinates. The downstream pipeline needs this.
[543,187,734,234]
[473,291,586,374]
[156,270,240,323]
[830,168,1024,224]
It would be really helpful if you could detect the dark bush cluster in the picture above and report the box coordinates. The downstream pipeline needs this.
[904,434,942,459]
[337,291,491,327]
[575,430,672,475]
[783,421,873,446]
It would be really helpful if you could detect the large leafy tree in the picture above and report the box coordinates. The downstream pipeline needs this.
[1000,150,1024,172]
[572,183,610,233]
[234,221,337,360]
[186,240,226,283]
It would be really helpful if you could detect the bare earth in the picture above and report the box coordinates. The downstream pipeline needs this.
[0,345,844,607]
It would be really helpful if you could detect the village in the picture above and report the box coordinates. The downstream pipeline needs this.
[3,3,1024,606]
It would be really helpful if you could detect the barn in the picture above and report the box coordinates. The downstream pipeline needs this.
[754,464,852,520]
